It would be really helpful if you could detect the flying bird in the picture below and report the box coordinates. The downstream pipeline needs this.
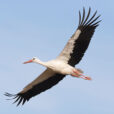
[5,7,101,106]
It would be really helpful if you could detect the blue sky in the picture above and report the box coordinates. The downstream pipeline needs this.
[0,0,114,114]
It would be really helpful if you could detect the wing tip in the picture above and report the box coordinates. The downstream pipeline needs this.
[78,7,101,29]
[4,92,28,106]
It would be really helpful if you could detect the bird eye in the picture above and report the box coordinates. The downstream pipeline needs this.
[33,58,35,60]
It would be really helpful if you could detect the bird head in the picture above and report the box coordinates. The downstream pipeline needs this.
[23,57,39,64]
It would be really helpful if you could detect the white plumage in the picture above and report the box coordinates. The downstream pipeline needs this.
[5,7,101,106]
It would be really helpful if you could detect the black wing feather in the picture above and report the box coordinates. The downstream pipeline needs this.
[5,74,65,106]
[68,8,101,66]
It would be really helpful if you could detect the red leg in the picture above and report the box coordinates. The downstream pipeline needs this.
[71,74,80,78]
[80,75,92,80]
[72,69,92,80]
[73,69,82,76]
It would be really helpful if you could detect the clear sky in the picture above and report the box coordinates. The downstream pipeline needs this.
[0,0,114,114]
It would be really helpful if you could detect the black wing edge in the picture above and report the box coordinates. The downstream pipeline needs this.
[78,7,101,30]
[4,74,65,106]
[68,7,101,66]
[4,92,29,106]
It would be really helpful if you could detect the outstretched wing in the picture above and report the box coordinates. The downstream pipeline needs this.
[5,69,65,106]
[57,7,101,66]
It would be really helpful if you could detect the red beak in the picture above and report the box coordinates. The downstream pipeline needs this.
[23,59,33,64]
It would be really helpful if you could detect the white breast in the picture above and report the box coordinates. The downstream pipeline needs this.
[45,60,74,75]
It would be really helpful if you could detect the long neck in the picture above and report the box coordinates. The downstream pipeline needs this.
[34,59,47,67]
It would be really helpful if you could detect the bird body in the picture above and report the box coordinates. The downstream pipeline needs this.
[39,59,74,75]
[5,7,101,106]
[30,58,74,75]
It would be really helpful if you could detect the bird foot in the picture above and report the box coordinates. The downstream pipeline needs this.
[72,69,92,80]
[80,76,92,80]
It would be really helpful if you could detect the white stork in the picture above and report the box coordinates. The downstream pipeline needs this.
[5,7,101,106]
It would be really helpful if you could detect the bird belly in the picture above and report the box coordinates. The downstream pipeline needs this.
[46,60,73,75]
